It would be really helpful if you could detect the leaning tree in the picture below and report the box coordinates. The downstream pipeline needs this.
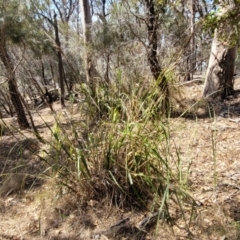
[0,0,30,129]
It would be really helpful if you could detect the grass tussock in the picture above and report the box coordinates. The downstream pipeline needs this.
[0,69,201,239]
[41,73,196,230]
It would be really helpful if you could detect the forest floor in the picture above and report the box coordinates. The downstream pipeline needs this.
[1,76,240,239]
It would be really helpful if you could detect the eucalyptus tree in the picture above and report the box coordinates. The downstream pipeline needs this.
[203,0,239,99]
[0,0,30,129]
[80,0,96,84]
[189,0,196,80]
[53,12,66,106]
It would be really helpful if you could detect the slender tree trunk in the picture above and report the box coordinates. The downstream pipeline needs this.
[101,0,110,85]
[145,0,169,115]
[203,1,237,99]
[77,0,81,37]
[0,45,30,129]
[49,59,55,85]
[41,58,50,97]
[80,0,96,84]
[105,53,110,84]
[145,0,161,80]
[190,0,196,80]
[54,14,65,107]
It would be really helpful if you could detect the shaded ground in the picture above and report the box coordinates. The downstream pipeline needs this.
[1,77,240,239]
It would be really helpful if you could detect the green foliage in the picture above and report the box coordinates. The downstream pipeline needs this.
[27,32,54,57]
[0,0,28,44]
[0,0,55,57]
[203,11,218,33]
[203,3,240,46]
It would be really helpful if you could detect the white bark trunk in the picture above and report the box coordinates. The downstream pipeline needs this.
[202,2,237,99]
[80,0,92,43]
[203,30,236,99]
[80,0,94,83]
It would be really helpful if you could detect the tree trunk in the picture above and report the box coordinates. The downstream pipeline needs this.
[203,31,236,99]
[145,0,161,80]
[202,2,236,100]
[145,0,169,115]
[80,0,96,84]
[54,14,65,107]
[0,46,30,129]
[190,0,196,80]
